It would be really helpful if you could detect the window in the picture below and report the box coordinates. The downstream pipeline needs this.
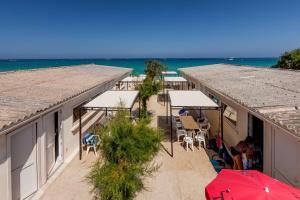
[209,94,220,105]
[223,105,237,126]
[73,103,87,123]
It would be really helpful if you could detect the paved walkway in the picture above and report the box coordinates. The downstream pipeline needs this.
[135,94,216,200]
[39,153,95,200]
[39,94,216,200]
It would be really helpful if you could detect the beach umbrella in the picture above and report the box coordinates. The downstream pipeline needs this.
[205,169,300,200]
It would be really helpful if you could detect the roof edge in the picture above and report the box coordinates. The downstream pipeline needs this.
[0,69,131,135]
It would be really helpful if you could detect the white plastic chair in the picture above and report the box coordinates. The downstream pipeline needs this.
[86,135,100,156]
[172,117,183,130]
[183,131,194,152]
[195,130,206,149]
[183,136,194,152]
[200,122,211,139]
[176,129,187,142]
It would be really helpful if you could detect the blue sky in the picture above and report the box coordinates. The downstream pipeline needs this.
[0,0,300,58]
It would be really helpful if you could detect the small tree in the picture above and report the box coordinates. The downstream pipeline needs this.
[273,48,300,70]
[138,78,161,117]
[88,110,162,200]
[144,60,166,80]
[138,60,165,117]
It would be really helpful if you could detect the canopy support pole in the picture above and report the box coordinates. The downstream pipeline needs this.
[79,107,82,160]
[170,105,173,157]
[166,90,169,124]
[130,108,132,119]
[220,105,224,143]
[163,80,166,106]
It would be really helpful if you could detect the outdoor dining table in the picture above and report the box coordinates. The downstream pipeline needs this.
[179,116,200,138]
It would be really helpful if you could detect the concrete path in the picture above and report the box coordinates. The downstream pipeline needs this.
[135,94,217,200]
[39,153,95,200]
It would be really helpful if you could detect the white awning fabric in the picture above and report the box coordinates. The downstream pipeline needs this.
[164,77,187,82]
[83,90,139,109]
[121,76,145,82]
[169,90,219,108]
[162,71,178,75]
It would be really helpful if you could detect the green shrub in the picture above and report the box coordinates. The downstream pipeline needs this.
[273,48,300,70]
[89,162,143,200]
[138,78,162,115]
[88,110,162,200]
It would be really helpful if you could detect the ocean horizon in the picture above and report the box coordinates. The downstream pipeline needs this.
[0,58,277,74]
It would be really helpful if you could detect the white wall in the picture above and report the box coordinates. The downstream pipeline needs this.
[272,126,300,188]
[0,134,8,200]
[263,121,272,176]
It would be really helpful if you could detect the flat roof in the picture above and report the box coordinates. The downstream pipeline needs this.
[179,64,300,137]
[83,90,139,109]
[121,76,146,82]
[164,76,187,82]
[162,71,177,75]
[169,90,219,108]
[0,64,132,132]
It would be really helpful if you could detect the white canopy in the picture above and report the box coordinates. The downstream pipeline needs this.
[164,76,187,82]
[83,90,139,109]
[168,90,219,108]
[162,71,177,75]
[121,76,145,82]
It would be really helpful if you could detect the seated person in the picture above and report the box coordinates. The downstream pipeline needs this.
[231,147,243,170]
[236,140,247,153]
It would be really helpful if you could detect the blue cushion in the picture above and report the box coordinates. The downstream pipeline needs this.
[82,133,92,144]
[179,108,187,115]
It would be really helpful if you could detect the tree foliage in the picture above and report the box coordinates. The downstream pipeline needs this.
[144,60,166,80]
[88,110,162,200]
[138,78,161,117]
[138,60,165,117]
[273,48,300,70]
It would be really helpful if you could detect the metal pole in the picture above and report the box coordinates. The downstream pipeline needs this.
[200,108,202,118]
[170,106,173,157]
[130,108,132,119]
[79,107,82,160]
[220,105,224,143]
[105,107,107,116]
[166,90,168,123]
[164,80,166,106]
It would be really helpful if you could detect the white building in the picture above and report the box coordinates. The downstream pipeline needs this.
[0,64,131,200]
[180,64,300,188]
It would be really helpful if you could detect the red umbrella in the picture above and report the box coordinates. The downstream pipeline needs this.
[205,169,300,200]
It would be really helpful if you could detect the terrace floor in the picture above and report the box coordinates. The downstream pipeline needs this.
[39,94,217,200]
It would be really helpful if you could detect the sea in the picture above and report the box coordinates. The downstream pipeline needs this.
[0,58,277,74]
